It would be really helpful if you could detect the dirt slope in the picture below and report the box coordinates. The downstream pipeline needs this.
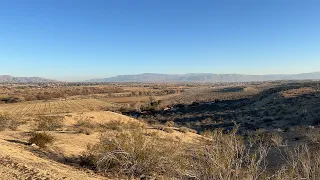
[0,111,201,180]
[0,137,107,180]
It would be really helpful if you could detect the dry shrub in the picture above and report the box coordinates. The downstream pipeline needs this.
[164,121,175,127]
[184,126,270,180]
[302,128,320,143]
[275,144,320,180]
[74,119,145,135]
[81,129,182,178]
[179,127,197,134]
[269,132,285,147]
[289,126,320,143]
[29,132,55,148]
[200,130,214,138]
[77,127,95,135]
[248,129,284,147]
[74,120,98,135]
[35,116,64,131]
[179,127,190,133]
[81,123,271,179]
[100,120,145,131]
[0,113,22,131]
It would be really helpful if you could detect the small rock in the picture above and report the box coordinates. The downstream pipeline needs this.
[31,143,40,148]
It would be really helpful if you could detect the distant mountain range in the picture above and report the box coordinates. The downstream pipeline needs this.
[2,72,320,83]
[88,72,320,83]
[0,75,57,83]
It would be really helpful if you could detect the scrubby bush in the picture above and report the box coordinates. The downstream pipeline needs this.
[184,127,270,180]
[74,119,145,135]
[164,121,175,127]
[248,129,284,147]
[200,130,214,138]
[0,113,22,131]
[301,128,320,143]
[81,124,272,179]
[289,126,320,143]
[275,144,320,179]
[74,120,98,135]
[29,132,55,148]
[77,127,95,135]
[179,127,190,133]
[81,130,182,178]
[0,96,22,103]
[101,120,144,131]
[269,132,285,147]
[178,127,197,134]
[35,116,64,131]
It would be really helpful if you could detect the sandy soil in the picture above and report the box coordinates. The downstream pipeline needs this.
[0,111,200,180]
[0,137,108,180]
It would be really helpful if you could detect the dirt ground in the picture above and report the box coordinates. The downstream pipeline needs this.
[0,111,200,180]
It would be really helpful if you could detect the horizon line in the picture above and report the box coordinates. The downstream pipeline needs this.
[3,71,320,82]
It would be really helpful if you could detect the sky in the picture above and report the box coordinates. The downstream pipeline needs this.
[0,0,319,81]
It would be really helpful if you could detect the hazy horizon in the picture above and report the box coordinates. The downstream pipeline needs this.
[1,71,320,82]
[1,0,320,81]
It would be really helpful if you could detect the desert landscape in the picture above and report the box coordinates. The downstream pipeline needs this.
[1,1,320,179]
[0,80,320,179]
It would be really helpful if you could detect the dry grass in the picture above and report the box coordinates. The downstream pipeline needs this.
[73,117,145,135]
[34,116,64,131]
[0,113,22,131]
[100,120,145,131]
[164,120,175,127]
[73,119,99,135]
[178,127,197,134]
[81,129,182,178]
[289,126,320,143]
[302,128,320,143]
[248,129,285,147]
[184,127,270,180]
[274,144,320,180]
[81,124,272,179]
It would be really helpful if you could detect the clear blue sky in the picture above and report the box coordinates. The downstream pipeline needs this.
[0,0,319,81]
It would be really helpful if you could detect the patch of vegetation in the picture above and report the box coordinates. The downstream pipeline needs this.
[275,144,320,179]
[178,127,197,133]
[248,129,284,147]
[164,120,175,127]
[0,96,22,103]
[0,113,22,131]
[184,127,270,180]
[73,119,98,135]
[100,120,145,131]
[28,132,55,148]
[301,127,320,143]
[81,125,271,179]
[73,119,145,135]
[35,116,64,131]
[81,130,182,178]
